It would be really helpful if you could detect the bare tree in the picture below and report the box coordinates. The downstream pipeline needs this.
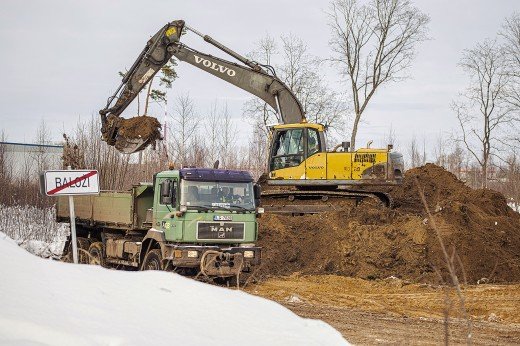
[0,131,13,205]
[500,12,520,113]
[278,34,348,131]
[204,101,223,167]
[489,152,520,211]
[452,39,513,188]
[186,133,207,168]
[243,33,348,139]
[169,93,199,167]
[327,0,430,149]
[218,103,237,169]
[446,142,466,180]
[243,35,279,136]
[33,120,54,174]
[70,116,132,190]
[505,152,520,211]
[247,122,268,179]
[407,135,426,168]
[433,133,447,168]
[381,124,397,148]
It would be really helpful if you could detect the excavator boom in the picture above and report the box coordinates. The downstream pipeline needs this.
[99,19,402,215]
[100,20,304,154]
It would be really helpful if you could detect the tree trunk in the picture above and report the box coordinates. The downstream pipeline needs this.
[144,79,154,115]
[482,156,488,188]
[350,112,362,151]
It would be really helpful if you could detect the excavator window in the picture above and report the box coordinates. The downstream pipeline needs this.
[308,129,320,156]
[270,129,305,170]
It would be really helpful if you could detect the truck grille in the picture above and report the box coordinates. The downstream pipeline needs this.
[197,222,245,240]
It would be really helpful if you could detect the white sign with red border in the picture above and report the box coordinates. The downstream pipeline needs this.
[42,170,99,196]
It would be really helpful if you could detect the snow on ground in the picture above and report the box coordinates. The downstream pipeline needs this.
[0,232,348,346]
[0,205,68,258]
[508,202,519,213]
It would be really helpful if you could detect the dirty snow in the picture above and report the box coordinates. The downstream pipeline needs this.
[0,205,68,258]
[0,232,348,346]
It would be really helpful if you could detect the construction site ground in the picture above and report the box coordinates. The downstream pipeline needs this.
[247,164,520,344]
[246,275,520,345]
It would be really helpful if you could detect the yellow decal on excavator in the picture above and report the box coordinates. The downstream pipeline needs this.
[351,151,389,179]
[165,27,177,37]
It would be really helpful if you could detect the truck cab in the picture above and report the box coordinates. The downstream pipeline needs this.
[58,168,262,279]
[150,168,261,276]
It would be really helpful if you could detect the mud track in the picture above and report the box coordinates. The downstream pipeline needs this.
[247,275,520,345]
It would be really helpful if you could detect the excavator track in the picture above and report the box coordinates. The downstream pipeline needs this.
[261,189,392,215]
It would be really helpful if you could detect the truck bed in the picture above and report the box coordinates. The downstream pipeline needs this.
[56,184,154,230]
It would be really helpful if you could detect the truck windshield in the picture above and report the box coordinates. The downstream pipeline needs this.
[180,180,255,211]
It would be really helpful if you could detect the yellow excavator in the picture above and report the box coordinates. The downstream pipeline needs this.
[99,20,404,213]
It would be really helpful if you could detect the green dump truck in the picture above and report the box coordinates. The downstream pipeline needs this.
[57,168,262,279]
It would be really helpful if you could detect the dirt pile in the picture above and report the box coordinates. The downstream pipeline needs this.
[117,115,162,141]
[257,164,520,284]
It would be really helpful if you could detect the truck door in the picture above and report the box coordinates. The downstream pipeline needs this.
[153,178,178,230]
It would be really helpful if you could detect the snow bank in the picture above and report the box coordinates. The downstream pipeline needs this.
[0,205,68,258]
[0,233,348,346]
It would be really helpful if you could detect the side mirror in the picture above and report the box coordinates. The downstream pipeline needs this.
[159,180,175,205]
[342,141,350,151]
[253,184,261,207]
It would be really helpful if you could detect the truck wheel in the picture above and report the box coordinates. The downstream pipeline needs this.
[77,238,90,264]
[62,238,90,264]
[88,242,106,267]
[141,249,163,271]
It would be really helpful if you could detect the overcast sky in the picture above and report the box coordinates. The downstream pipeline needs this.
[1,0,519,155]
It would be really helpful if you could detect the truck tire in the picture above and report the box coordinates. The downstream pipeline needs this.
[62,237,90,264]
[77,238,90,264]
[88,242,106,267]
[141,249,163,271]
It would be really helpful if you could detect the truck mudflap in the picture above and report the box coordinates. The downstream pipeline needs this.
[200,250,244,277]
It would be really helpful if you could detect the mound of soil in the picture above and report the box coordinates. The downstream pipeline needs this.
[257,164,520,284]
[117,115,162,140]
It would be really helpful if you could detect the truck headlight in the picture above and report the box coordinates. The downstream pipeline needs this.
[244,250,254,258]
[187,250,198,258]
[256,207,264,214]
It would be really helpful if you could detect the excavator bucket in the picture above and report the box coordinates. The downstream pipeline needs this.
[101,115,162,154]
[115,137,151,154]
[99,20,184,154]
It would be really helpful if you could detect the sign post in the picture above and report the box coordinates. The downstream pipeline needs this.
[40,168,100,264]
[67,166,78,264]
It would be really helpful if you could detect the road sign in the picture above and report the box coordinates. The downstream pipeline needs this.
[41,170,99,196]
[41,168,100,265]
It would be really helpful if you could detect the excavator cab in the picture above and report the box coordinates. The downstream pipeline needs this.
[268,123,402,187]
[268,123,326,177]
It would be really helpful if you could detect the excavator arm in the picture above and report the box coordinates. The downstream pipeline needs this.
[100,20,304,154]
